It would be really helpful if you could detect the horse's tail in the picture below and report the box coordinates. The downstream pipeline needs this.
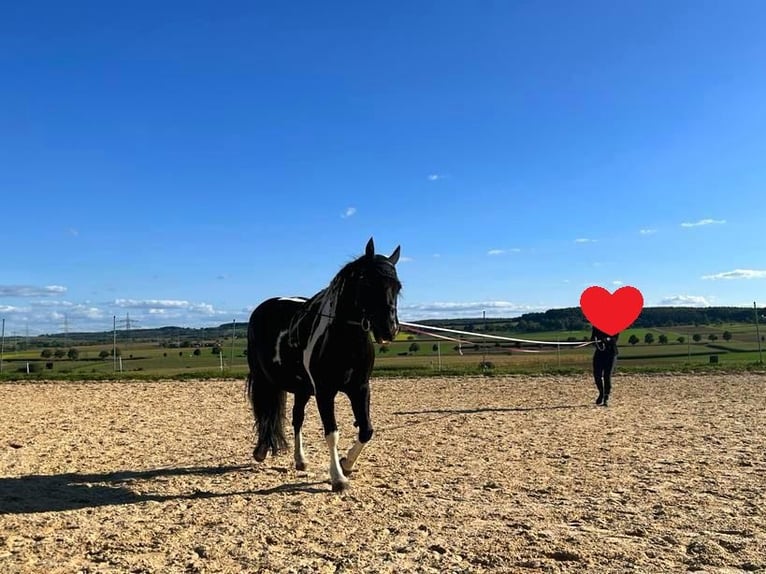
[246,369,288,460]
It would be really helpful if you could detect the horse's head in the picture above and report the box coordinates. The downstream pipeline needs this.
[350,238,402,344]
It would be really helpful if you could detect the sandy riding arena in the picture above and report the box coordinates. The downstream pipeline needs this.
[2,374,765,573]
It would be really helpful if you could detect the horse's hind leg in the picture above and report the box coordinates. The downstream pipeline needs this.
[340,383,373,476]
[292,391,311,471]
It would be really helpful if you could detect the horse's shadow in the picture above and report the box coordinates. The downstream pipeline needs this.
[0,464,327,514]
[394,404,589,416]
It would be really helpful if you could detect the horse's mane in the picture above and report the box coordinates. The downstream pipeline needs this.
[287,253,400,345]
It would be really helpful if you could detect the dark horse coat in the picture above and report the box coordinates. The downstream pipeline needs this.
[246,238,401,491]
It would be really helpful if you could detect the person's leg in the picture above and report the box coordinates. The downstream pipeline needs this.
[593,353,605,405]
[602,354,617,406]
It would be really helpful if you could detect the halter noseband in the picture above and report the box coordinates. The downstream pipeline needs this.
[319,313,371,333]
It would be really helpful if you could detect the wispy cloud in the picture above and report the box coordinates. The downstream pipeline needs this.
[67,228,80,237]
[639,228,657,235]
[575,238,596,243]
[702,269,766,280]
[612,280,624,286]
[657,295,712,307]
[0,285,67,297]
[341,207,357,219]
[398,256,414,263]
[487,248,521,256]
[680,218,726,228]
[427,173,446,181]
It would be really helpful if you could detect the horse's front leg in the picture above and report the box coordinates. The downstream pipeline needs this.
[316,390,348,492]
[292,391,311,471]
[340,383,373,476]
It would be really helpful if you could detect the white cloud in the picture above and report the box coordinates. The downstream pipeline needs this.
[639,228,657,235]
[612,280,624,286]
[0,295,243,336]
[680,218,726,228]
[341,207,357,218]
[398,256,414,263]
[656,295,712,307]
[427,174,445,181]
[702,269,766,280]
[575,238,596,243]
[487,248,520,256]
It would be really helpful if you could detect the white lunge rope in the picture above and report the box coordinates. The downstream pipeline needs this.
[399,321,593,347]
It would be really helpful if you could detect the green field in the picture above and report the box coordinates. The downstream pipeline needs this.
[0,323,764,381]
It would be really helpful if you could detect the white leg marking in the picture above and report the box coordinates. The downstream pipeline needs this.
[342,439,366,472]
[294,429,307,470]
[326,431,348,490]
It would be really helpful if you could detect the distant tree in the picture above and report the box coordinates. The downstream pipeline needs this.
[432,343,439,353]
[628,334,639,346]
[722,331,732,342]
[53,349,66,359]
[378,345,389,354]
[212,345,222,355]
[409,342,420,353]
[98,350,110,360]
[677,336,686,344]
[658,334,668,345]
[179,351,183,357]
[193,348,201,356]
[67,348,79,360]
[644,333,655,344]
[693,334,702,343]
[708,334,718,342]
[40,349,53,359]
[163,352,167,357]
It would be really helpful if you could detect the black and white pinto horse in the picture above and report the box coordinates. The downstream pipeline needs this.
[246,238,401,492]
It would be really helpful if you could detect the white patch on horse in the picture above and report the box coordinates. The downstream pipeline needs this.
[302,280,343,393]
[273,329,289,364]
[342,439,366,473]
[326,430,348,490]
[294,428,307,470]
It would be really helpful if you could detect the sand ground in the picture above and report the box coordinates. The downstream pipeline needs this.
[1,373,765,573]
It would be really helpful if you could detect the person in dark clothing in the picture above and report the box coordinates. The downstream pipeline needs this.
[591,326,619,406]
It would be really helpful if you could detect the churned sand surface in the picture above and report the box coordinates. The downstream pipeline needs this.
[2,374,765,573]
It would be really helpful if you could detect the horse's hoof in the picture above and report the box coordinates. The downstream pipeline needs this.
[339,457,353,476]
[253,446,268,462]
[295,461,307,471]
[331,480,350,493]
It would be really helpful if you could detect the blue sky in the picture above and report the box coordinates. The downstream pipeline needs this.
[2,1,765,335]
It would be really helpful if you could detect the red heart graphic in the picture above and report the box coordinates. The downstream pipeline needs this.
[580,286,644,336]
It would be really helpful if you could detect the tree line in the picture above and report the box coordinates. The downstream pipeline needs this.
[422,306,764,333]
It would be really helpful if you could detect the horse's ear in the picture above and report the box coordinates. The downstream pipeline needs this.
[365,237,375,259]
[388,245,401,265]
